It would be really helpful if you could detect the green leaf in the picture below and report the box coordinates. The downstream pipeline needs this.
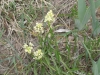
[95,0,100,8]
[92,60,99,75]
[81,7,91,28]
[75,19,81,30]
[76,0,100,33]
[75,2,91,30]
[89,0,96,29]
[76,7,91,30]
[93,20,100,35]
[78,0,86,21]
[97,58,100,73]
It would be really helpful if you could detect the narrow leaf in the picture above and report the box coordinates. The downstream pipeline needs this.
[81,7,91,28]
[92,60,99,75]
[97,58,100,73]
[78,0,86,21]
[75,19,82,30]
[95,0,100,8]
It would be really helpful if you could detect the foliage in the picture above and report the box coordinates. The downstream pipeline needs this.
[92,59,100,75]
[75,0,100,35]
[0,0,100,75]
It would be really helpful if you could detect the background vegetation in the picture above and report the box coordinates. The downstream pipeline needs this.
[0,0,100,75]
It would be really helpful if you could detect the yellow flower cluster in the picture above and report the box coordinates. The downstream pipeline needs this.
[23,42,43,60]
[34,22,44,34]
[23,42,33,54]
[44,10,55,22]
[33,49,43,60]
[23,10,55,60]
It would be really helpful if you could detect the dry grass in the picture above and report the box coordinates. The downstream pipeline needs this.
[0,0,77,74]
[1,0,100,75]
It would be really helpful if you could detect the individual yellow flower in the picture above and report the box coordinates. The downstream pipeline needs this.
[25,46,33,54]
[23,42,33,54]
[33,49,43,60]
[44,10,55,22]
[23,43,28,48]
[34,22,44,34]
[29,42,34,46]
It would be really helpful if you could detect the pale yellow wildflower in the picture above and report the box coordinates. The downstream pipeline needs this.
[23,42,33,54]
[33,49,43,60]
[23,43,28,48]
[25,46,33,54]
[29,42,34,46]
[44,10,55,22]
[34,22,44,34]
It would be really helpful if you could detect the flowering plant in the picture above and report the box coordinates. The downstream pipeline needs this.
[44,10,55,22]
[33,49,44,60]
[23,42,43,60]
[23,42,33,54]
[34,22,44,34]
